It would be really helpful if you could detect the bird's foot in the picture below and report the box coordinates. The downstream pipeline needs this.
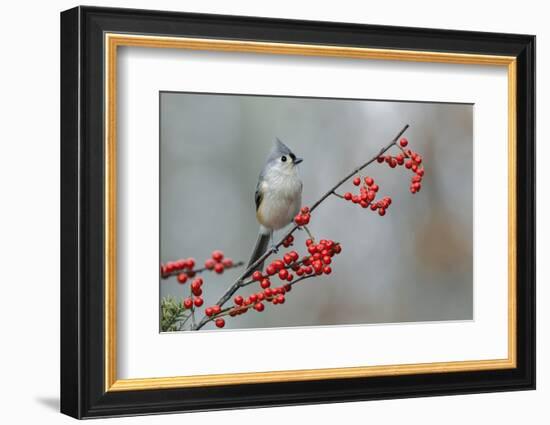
[270,244,279,254]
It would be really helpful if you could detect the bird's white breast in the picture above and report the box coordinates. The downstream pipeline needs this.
[257,168,302,231]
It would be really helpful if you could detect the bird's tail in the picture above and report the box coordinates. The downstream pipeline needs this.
[246,230,272,277]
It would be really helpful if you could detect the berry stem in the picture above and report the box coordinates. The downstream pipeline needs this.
[192,124,410,330]
[189,284,196,328]
[302,225,315,243]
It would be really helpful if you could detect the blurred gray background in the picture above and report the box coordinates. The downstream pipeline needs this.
[160,92,473,331]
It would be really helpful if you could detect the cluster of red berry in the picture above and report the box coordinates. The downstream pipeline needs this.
[161,250,237,284]
[160,258,196,282]
[343,176,392,216]
[230,284,291,319]
[204,250,234,274]
[201,237,342,328]
[294,206,311,226]
[377,137,425,194]
[182,276,204,309]
[282,234,294,248]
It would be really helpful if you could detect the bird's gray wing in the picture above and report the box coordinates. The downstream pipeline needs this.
[255,182,263,211]
[255,169,266,211]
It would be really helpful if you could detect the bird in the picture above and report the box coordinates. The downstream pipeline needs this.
[247,138,303,274]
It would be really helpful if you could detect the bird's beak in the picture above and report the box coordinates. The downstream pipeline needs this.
[294,157,303,165]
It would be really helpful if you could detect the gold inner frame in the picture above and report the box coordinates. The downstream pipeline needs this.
[104,33,517,392]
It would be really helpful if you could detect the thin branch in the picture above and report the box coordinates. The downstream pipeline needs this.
[192,124,410,330]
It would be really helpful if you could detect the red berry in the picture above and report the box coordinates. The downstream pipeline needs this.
[278,269,289,280]
[205,307,214,316]
[274,260,284,270]
[234,295,244,305]
[249,294,258,303]
[204,259,216,270]
[254,302,265,312]
[214,263,224,274]
[333,244,342,254]
[283,254,293,264]
[323,266,332,275]
[412,164,418,172]
[365,176,374,186]
[211,250,224,262]
[222,258,233,267]
[186,258,195,269]
[371,184,379,192]
[301,206,310,214]
[389,158,397,168]
[215,318,225,328]
[405,160,413,169]
[277,295,285,304]
[183,298,193,309]
[260,278,271,289]
[266,264,276,275]
[410,185,417,194]
[344,192,352,201]
[396,154,404,164]
[353,177,361,186]
[306,239,314,246]
[400,137,408,147]
[192,287,203,296]
[194,296,204,307]
[378,208,386,216]
[252,271,263,281]
[377,156,384,163]
[212,305,221,314]
[177,273,188,284]
[417,168,425,176]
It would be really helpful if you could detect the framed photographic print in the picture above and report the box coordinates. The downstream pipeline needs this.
[60,6,535,419]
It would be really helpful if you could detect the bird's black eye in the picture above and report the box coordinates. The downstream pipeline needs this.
[281,155,287,162]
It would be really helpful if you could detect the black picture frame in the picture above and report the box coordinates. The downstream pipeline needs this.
[61,5,535,419]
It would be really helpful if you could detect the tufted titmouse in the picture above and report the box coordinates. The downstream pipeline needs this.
[247,138,303,273]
